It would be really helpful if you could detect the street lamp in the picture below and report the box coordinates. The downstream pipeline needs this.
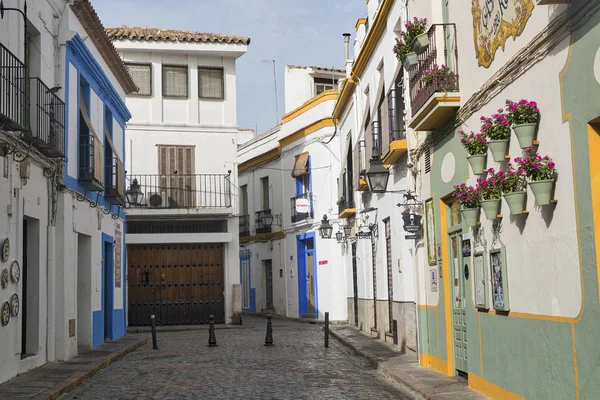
[261,212,275,227]
[343,225,352,238]
[126,178,144,206]
[318,215,334,239]
[366,157,390,193]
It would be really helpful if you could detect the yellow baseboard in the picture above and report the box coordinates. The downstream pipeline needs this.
[469,374,525,400]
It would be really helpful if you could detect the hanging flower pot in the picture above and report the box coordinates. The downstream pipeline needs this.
[403,52,418,70]
[467,154,487,175]
[503,191,526,215]
[488,139,508,163]
[481,199,501,220]
[528,179,555,205]
[512,123,537,149]
[461,208,479,228]
[411,33,430,54]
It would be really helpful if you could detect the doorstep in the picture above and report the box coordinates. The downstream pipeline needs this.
[330,324,489,400]
[0,335,148,400]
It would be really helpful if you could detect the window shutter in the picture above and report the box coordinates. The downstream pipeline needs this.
[353,140,360,191]
[162,66,188,97]
[127,64,151,95]
[380,93,390,158]
[198,67,224,99]
[365,119,373,165]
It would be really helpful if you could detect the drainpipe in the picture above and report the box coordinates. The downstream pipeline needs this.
[343,33,351,63]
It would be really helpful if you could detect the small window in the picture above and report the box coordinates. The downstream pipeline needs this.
[198,67,224,99]
[162,65,188,98]
[425,146,431,174]
[261,177,270,210]
[315,77,336,95]
[126,63,152,96]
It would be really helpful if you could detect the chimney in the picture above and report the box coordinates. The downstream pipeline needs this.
[343,33,351,63]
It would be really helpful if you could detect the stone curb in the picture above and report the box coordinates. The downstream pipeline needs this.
[329,328,449,400]
[37,336,149,400]
[127,325,253,334]
[242,312,346,326]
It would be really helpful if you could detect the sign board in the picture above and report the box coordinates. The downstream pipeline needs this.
[430,269,438,292]
[356,231,372,239]
[405,234,420,240]
[318,260,328,266]
[295,198,310,213]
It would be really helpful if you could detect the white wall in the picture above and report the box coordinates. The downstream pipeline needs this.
[283,67,345,114]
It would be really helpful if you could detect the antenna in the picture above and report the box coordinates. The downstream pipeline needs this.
[262,59,279,125]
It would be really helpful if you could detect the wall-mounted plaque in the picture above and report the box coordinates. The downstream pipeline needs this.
[490,247,509,311]
[474,251,488,309]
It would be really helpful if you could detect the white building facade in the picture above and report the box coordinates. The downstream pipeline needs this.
[0,0,135,383]
[107,26,249,325]
[238,65,347,321]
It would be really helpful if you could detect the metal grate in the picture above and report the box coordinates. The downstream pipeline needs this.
[425,146,431,174]
[126,220,227,234]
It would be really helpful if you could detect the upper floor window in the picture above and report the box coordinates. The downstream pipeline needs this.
[162,65,188,98]
[126,63,152,96]
[240,184,248,216]
[198,67,224,100]
[261,177,270,210]
[315,77,335,95]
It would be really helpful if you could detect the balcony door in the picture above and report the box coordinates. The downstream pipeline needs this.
[158,145,195,207]
[442,0,455,71]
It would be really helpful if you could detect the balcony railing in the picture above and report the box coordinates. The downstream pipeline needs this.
[0,43,25,131]
[25,78,65,157]
[239,215,250,237]
[290,193,313,223]
[388,88,406,144]
[338,197,355,216]
[408,23,460,115]
[255,209,272,234]
[372,120,382,156]
[127,173,232,209]
[104,155,125,205]
[79,133,104,191]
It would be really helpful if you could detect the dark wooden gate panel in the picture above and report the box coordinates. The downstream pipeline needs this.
[128,243,225,326]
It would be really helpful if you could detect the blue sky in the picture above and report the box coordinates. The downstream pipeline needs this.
[93,0,367,135]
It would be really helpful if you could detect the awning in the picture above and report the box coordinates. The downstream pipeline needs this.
[80,88,122,164]
[292,152,310,177]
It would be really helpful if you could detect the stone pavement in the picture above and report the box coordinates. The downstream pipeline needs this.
[330,325,489,400]
[0,335,148,400]
[60,316,417,399]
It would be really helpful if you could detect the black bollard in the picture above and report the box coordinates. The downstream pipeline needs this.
[324,311,329,348]
[151,314,158,350]
[208,315,218,346]
[264,315,274,346]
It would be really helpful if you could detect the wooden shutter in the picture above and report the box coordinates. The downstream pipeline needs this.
[365,118,373,166]
[352,140,360,192]
[93,137,103,183]
[157,145,195,207]
[380,92,391,158]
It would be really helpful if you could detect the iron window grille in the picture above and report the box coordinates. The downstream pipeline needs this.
[198,66,224,100]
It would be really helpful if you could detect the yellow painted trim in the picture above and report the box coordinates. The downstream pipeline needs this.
[382,139,408,166]
[588,123,600,304]
[355,18,367,31]
[240,231,285,244]
[332,0,394,119]
[419,353,448,375]
[282,89,338,124]
[417,304,437,309]
[469,374,525,400]
[478,313,483,376]
[280,118,335,148]
[358,178,368,191]
[439,199,454,376]
[338,208,357,219]
[572,323,580,400]
[409,95,461,130]
[332,78,356,120]
[238,148,281,174]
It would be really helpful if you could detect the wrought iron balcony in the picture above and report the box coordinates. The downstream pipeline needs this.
[25,78,65,157]
[239,215,250,237]
[337,197,355,217]
[408,24,461,131]
[0,43,25,131]
[255,209,272,234]
[290,193,313,223]
[104,155,125,205]
[126,173,232,209]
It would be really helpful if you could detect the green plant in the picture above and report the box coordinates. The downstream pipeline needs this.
[393,17,428,62]
[480,109,510,140]
[499,163,527,193]
[460,130,488,156]
[514,147,556,182]
[452,183,481,209]
[422,64,454,85]
[505,99,541,125]
[477,169,503,200]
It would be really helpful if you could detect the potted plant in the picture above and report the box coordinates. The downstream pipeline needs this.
[407,17,429,54]
[452,183,481,227]
[481,109,511,162]
[515,147,557,205]
[500,162,527,214]
[394,17,428,69]
[506,99,541,148]
[460,130,488,175]
[478,169,503,220]
[422,64,455,87]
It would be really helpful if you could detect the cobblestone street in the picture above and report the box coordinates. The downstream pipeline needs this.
[60,317,415,399]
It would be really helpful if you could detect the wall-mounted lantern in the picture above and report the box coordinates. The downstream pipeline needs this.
[126,178,144,206]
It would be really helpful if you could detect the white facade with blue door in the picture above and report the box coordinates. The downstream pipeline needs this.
[0,0,136,383]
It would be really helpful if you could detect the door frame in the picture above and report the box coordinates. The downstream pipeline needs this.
[101,233,114,342]
[297,232,318,317]
[448,226,468,375]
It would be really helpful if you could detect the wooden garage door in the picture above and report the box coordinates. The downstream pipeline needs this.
[128,243,224,326]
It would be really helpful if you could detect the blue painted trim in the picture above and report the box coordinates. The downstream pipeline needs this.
[297,232,318,317]
[113,309,125,339]
[123,223,127,329]
[92,311,103,348]
[92,233,115,348]
[240,256,255,312]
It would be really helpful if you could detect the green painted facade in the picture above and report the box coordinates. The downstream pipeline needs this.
[418,3,600,399]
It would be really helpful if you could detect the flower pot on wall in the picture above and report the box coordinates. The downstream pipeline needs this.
[512,123,537,149]
[411,33,430,54]
[488,139,509,162]
[403,52,418,70]
[461,208,479,228]
[528,179,554,205]
[481,199,501,220]
[467,154,487,175]
[503,191,526,215]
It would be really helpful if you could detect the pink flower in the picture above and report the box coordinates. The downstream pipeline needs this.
[548,161,556,169]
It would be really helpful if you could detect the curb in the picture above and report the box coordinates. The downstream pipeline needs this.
[243,312,346,326]
[39,336,150,400]
[329,328,445,400]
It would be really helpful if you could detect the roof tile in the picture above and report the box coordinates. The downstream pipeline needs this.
[106,25,251,45]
